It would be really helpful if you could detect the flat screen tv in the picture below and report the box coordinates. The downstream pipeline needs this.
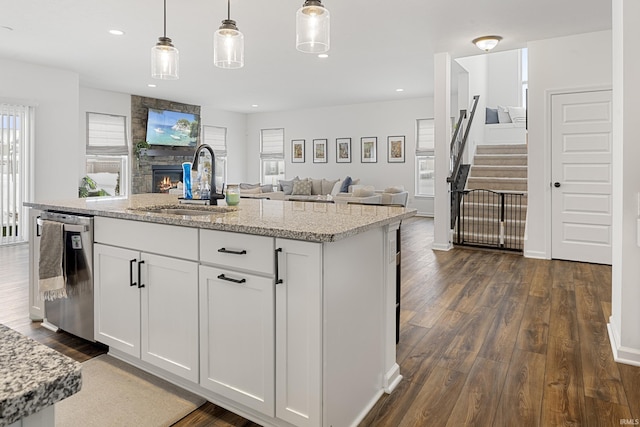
[145,108,199,147]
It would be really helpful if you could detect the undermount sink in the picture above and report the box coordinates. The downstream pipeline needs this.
[131,205,236,216]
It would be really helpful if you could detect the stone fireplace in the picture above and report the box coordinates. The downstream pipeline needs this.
[151,165,183,193]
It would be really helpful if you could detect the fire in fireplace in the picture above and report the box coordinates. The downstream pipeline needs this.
[151,165,183,193]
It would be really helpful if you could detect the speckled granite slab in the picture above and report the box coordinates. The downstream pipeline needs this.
[26,194,417,242]
[0,324,81,426]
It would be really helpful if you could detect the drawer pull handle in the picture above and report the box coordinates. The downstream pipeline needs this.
[138,260,145,288]
[275,248,283,285]
[218,248,247,255]
[217,274,246,284]
[130,259,137,287]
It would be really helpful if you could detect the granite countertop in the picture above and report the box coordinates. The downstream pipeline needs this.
[26,194,416,242]
[0,324,81,426]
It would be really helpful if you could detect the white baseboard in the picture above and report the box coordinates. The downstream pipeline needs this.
[383,363,402,393]
[607,322,640,367]
[432,242,452,251]
[523,249,547,259]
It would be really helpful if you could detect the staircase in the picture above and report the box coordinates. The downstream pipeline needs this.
[454,143,528,251]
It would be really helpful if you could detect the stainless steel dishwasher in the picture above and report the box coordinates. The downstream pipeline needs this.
[37,211,94,342]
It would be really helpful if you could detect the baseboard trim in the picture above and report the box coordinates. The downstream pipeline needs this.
[432,242,452,251]
[523,250,547,259]
[607,322,640,367]
[383,363,402,393]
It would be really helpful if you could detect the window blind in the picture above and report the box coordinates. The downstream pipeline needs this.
[87,112,128,155]
[203,125,227,156]
[260,128,284,159]
[416,119,435,155]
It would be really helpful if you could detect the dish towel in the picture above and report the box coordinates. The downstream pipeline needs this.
[39,220,67,301]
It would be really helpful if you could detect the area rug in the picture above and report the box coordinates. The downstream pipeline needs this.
[55,354,206,427]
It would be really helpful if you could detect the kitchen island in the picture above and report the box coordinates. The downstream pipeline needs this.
[26,194,416,427]
[0,324,81,427]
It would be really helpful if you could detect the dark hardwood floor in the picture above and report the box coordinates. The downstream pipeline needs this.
[2,217,639,426]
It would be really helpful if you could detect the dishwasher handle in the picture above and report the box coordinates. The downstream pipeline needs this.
[36,218,89,233]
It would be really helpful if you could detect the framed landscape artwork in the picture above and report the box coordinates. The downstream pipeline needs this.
[387,135,405,163]
[336,138,351,163]
[292,139,305,163]
[361,137,377,163]
[313,139,328,163]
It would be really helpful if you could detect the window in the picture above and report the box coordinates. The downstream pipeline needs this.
[202,125,227,191]
[84,112,128,198]
[415,118,435,196]
[1,103,34,244]
[260,128,285,188]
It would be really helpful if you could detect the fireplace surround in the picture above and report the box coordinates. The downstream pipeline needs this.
[152,165,183,193]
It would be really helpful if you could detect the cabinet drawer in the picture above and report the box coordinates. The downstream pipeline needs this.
[94,217,198,261]
[200,230,274,275]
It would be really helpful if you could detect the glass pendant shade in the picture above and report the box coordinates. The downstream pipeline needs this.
[151,37,179,79]
[296,0,330,54]
[214,20,244,69]
[472,36,502,52]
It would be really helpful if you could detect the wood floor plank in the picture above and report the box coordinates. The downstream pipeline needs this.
[494,349,546,427]
[549,287,579,341]
[516,295,551,354]
[445,357,509,427]
[551,260,575,291]
[584,396,633,427]
[618,363,640,420]
[477,297,525,363]
[541,336,587,426]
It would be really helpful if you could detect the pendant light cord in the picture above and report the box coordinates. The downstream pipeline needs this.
[163,0,167,38]
[227,0,231,21]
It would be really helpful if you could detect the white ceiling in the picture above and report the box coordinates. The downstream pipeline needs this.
[0,0,611,113]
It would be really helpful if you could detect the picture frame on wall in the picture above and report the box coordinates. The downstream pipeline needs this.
[292,139,305,163]
[387,135,405,163]
[336,138,351,163]
[361,137,377,163]
[313,139,328,163]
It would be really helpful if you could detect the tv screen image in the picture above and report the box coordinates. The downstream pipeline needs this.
[145,108,199,147]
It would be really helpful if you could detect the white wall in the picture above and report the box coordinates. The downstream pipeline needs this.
[245,97,432,214]
[526,30,612,258]
[0,58,79,201]
[487,50,522,108]
[455,55,488,162]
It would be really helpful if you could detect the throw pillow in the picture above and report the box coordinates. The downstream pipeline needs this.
[241,187,262,194]
[260,184,274,193]
[353,186,375,197]
[291,179,312,196]
[279,178,297,195]
[322,179,339,195]
[340,176,352,193]
[485,107,499,124]
[330,180,342,196]
[384,185,405,193]
[508,106,526,123]
[311,178,323,195]
[239,183,260,190]
[497,105,512,123]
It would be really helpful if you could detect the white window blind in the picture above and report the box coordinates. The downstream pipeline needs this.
[202,125,227,156]
[87,112,128,155]
[416,119,435,154]
[260,128,284,159]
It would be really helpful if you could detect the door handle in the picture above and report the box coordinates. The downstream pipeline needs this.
[138,260,145,288]
[275,248,283,284]
[554,182,561,188]
[130,259,137,287]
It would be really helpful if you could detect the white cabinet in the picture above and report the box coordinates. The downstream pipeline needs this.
[28,209,43,321]
[274,238,322,427]
[93,217,199,383]
[199,265,274,416]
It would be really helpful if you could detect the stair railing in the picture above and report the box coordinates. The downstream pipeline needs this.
[447,95,480,186]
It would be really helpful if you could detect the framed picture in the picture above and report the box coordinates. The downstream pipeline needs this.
[313,139,328,163]
[361,137,377,163]
[387,135,405,163]
[336,138,351,163]
[291,139,305,163]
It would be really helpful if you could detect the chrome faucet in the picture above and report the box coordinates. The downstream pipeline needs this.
[191,143,225,205]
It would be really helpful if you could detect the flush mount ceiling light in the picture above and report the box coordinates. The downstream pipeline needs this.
[214,0,244,69]
[472,35,502,52]
[151,0,179,80]
[296,0,330,54]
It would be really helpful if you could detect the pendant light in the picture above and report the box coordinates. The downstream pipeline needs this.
[296,0,330,54]
[151,0,179,79]
[214,0,244,69]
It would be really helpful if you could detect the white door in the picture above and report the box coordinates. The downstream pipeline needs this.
[94,244,141,356]
[551,90,612,264]
[141,253,199,382]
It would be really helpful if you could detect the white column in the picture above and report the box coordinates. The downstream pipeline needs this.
[609,0,640,366]
[433,52,452,251]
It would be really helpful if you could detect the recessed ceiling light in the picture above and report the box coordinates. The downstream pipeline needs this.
[1,25,14,32]
[251,104,259,108]
[396,88,404,92]
[109,29,125,36]
[318,54,329,59]
[147,84,157,88]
